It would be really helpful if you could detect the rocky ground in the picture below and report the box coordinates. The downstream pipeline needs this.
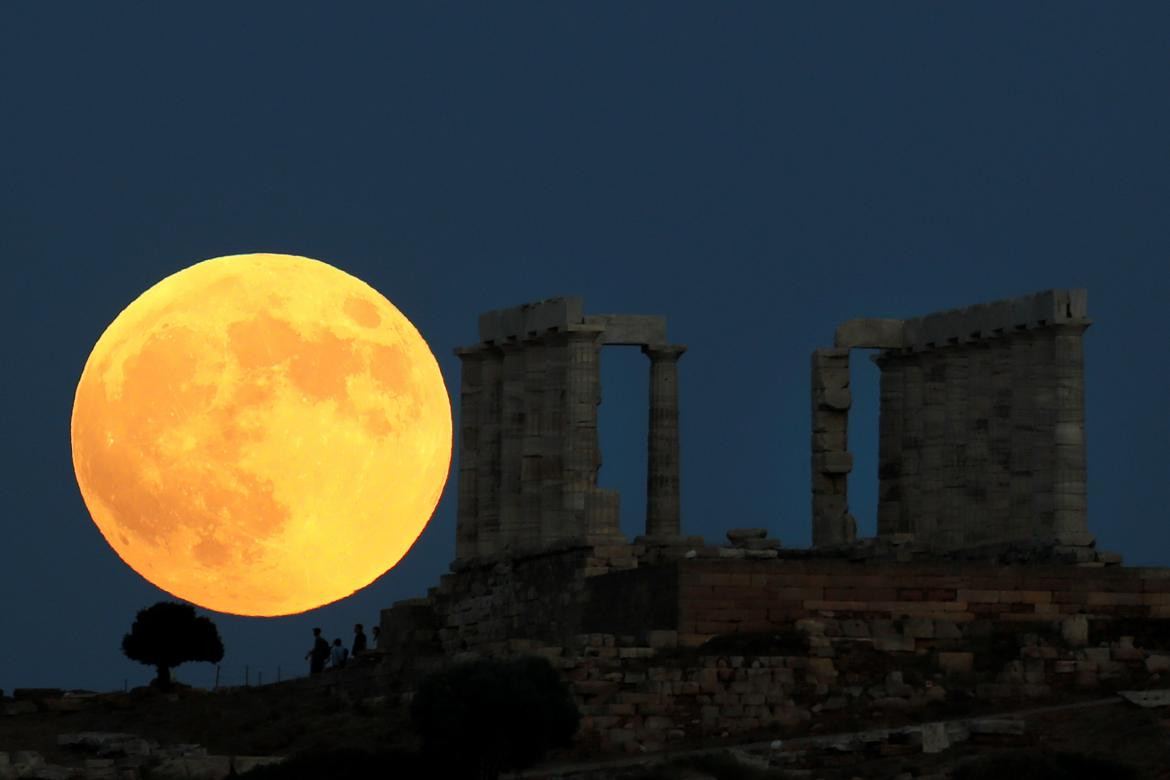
[2,680,1169,779]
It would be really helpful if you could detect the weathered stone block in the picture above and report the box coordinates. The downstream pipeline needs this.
[835,318,907,349]
[937,652,974,674]
[814,452,854,474]
[1061,615,1088,647]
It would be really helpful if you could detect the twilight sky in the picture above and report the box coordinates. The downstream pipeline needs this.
[2,3,1167,696]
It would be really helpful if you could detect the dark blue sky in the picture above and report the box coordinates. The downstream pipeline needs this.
[2,3,1167,695]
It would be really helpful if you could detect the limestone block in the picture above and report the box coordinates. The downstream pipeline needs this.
[903,618,934,639]
[921,722,950,754]
[1146,655,1170,673]
[814,452,853,474]
[587,314,667,345]
[934,621,963,640]
[834,318,907,349]
[819,387,852,410]
[812,347,850,366]
[874,634,915,653]
[12,752,42,768]
[937,652,974,674]
[535,297,584,332]
[1061,615,1089,647]
[726,528,767,543]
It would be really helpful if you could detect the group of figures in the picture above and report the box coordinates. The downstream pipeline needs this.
[305,623,379,675]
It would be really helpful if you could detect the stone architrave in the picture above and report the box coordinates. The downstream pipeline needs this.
[855,289,1092,552]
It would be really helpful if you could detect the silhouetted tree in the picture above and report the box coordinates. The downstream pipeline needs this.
[410,655,580,779]
[121,601,224,690]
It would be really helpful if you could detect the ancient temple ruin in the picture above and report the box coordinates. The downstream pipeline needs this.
[451,297,686,562]
[365,286,1163,762]
[811,289,1091,551]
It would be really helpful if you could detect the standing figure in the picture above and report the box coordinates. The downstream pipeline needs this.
[352,623,368,656]
[305,627,330,676]
[331,638,349,668]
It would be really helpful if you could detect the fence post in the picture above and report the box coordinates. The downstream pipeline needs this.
[277,666,281,683]
[214,665,220,690]
[245,665,250,687]
[258,671,263,686]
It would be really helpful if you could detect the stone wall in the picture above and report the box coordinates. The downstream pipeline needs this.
[378,549,1170,756]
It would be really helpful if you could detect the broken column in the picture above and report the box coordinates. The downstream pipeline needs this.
[811,347,855,546]
[644,344,686,539]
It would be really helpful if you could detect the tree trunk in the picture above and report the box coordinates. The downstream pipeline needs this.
[155,664,172,690]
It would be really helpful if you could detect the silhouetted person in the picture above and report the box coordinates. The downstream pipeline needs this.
[330,637,348,668]
[305,627,330,675]
[372,625,381,651]
[352,623,367,656]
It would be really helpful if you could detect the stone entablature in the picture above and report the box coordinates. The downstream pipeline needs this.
[812,288,1091,552]
[454,297,685,563]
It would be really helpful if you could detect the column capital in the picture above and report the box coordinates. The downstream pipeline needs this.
[642,343,687,361]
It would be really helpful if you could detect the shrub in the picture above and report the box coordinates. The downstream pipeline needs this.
[410,654,581,779]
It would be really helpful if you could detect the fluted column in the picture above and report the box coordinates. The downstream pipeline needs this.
[520,339,545,547]
[453,347,484,561]
[643,344,686,538]
[498,342,526,547]
[874,351,905,536]
[1051,320,1091,540]
[811,347,854,546]
[563,326,605,536]
[474,347,503,556]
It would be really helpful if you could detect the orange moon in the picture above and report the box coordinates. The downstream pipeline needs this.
[70,253,452,617]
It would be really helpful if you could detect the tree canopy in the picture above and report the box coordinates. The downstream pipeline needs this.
[121,600,224,690]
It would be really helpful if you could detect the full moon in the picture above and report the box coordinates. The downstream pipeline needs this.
[70,253,452,617]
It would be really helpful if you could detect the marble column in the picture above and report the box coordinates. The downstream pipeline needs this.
[520,339,545,547]
[563,326,605,536]
[643,344,686,539]
[939,344,967,549]
[453,347,484,561]
[874,351,906,536]
[539,333,568,544]
[900,359,925,538]
[811,348,854,546]
[964,339,993,546]
[1051,320,1091,540]
[987,333,1014,543]
[498,342,526,547]
[1008,329,1038,542]
[474,347,503,556]
[919,349,946,548]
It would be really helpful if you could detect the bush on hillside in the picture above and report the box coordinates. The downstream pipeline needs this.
[410,654,581,779]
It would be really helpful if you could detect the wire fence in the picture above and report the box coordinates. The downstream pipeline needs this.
[121,663,312,691]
